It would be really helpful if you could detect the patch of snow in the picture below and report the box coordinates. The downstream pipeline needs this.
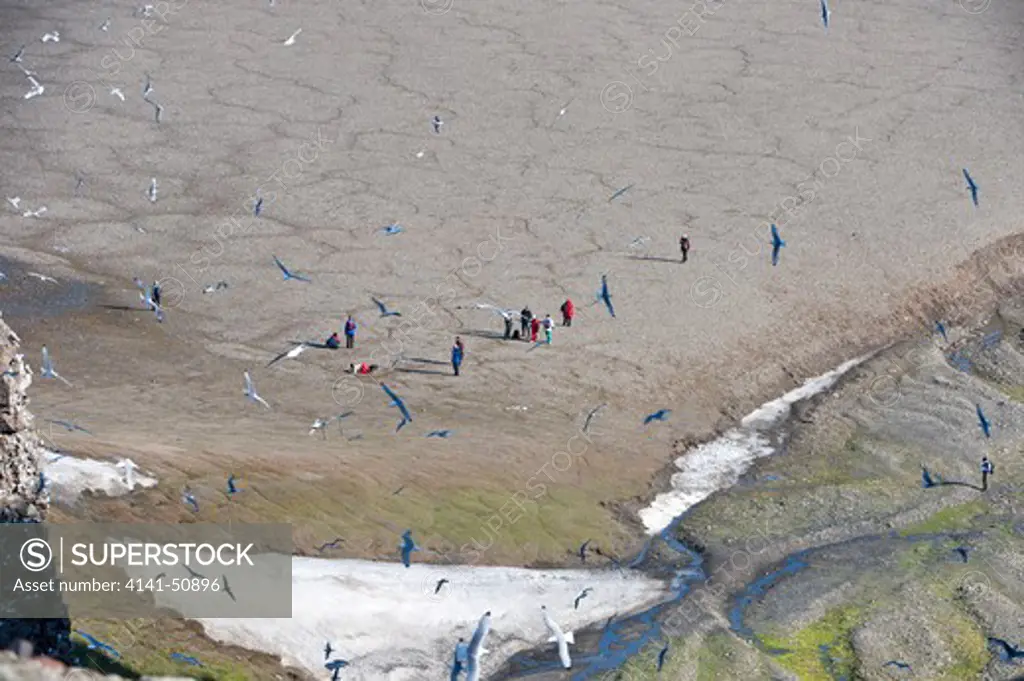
[639,355,870,534]
[43,450,157,503]
[197,557,669,680]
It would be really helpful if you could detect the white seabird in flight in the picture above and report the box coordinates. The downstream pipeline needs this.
[40,346,72,386]
[100,18,111,31]
[41,32,60,43]
[147,178,158,203]
[10,45,24,63]
[23,74,44,100]
[541,606,574,669]
[27,272,57,284]
[110,87,125,101]
[142,73,153,97]
[243,371,271,409]
[6,197,20,209]
[266,342,308,368]
[283,29,302,46]
[22,206,46,218]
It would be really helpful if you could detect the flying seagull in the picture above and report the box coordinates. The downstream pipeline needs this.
[434,578,450,594]
[27,272,57,284]
[598,274,615,318]
[100,18,111,31]
[22,206,46,217]
[254,195,263,216]
[627,236,651,250]
[372,297,402,317]
[324,642,333,660]
[10,45,24,62]
[283,28,302,45]
[221,575,236,601]
[432,115,444,133]
[450,637,469,681]
[541,606,574,669]
[147,98,163,123]
[553,98,574,125]
[578,539,591,563]
[644,409,671,425]
[474,303,516,320]
[382,383,413,430]
[324,659,349,673]
[465,612,492,681]
[309,418,331,438]
[40,346,72,386]
[273,255,311,282]
[316,537,344,552]
[147,178,157,202]
[23,73,44,100]
[954,546,970,563]
[963,168,978,207]
[6,197,21,209]
[47,419,91,435]
[73,630,120,659]
[243,370,271,409]
[820,0,831,30]
[573,587,592,610]
[181,487,199,513]
[922,466,937,489]
[427,430,453,438]
[142,73,153,97]
[583,404,606,433]
[935,320,948,342]
[169,653,202,667]
[976,404,991,437]
[609,184,634,202]
[770,223,785,266]
[988,638,1024,661]
[203,281,229,294]
[41,32,60,43]
[399,529,420,568]
[380,223,403,235]
[227,474,238,495]
[657,643,669,671]
[266,342,309,367]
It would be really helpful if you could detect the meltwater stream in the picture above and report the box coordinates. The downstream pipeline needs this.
[499,355,869,679]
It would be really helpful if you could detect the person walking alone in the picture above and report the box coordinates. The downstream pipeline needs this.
[521,307,533,340]
[560,299,574,327]
[981,456,994,492]
[451,336,464,376]
[680,234,691,263]
[344,315,357,349]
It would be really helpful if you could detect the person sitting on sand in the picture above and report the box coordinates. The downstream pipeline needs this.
[325,332,341,349]
[348,362,378,375]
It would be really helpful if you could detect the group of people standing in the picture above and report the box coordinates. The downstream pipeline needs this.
[515,300,573,344]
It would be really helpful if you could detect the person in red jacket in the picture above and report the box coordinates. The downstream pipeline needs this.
[560,299,574,327]
[530,316,541,342]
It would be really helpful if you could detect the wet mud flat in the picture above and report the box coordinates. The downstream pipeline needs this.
[494,297,1024,680]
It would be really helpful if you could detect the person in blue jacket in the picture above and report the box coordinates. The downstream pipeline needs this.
[451,337,464,376]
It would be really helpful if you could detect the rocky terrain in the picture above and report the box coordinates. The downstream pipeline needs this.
[596,300,1024,680]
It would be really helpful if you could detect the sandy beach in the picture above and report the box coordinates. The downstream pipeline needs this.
[2,0,1024,676]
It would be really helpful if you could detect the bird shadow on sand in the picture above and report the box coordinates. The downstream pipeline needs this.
[625,255,684,264]
[394,367,450,376]
[405,357,448,366]
[97,304,146,312]
[460,329,510,340]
